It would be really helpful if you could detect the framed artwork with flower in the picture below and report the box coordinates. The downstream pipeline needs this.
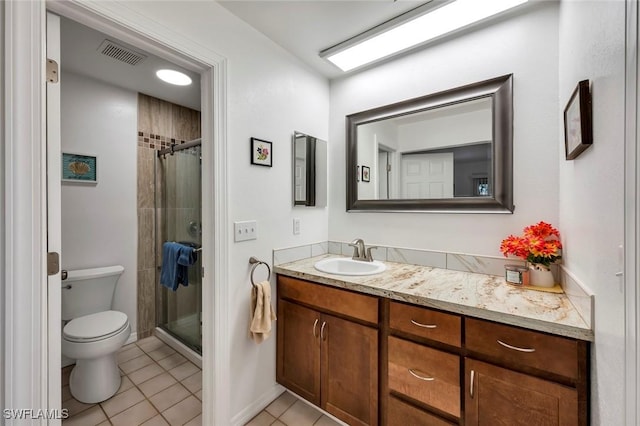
[563,80,592,160]
[251,137,273,167]
[362,165,370,182]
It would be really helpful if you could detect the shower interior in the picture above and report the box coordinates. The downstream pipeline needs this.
[155,140,202,354]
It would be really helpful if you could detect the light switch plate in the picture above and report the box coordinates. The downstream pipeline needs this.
[293,218,301,235]
[234,220,257,242]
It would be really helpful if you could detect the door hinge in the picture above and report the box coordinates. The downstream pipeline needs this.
[47,252,60,276]
[46,59,59,83]
[387,164,392,172]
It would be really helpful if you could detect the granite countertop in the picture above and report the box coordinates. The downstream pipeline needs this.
[274,254,593,341]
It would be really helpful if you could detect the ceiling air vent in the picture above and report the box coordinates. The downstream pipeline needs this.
[97,40,147,66]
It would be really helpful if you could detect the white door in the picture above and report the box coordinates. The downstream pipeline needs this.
[378,151,389,199]
[46,11,63,421]
[401,152,454,198]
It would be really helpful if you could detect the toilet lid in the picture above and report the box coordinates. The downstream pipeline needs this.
[63,310,128,341]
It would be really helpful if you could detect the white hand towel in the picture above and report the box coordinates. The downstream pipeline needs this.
[250,280,277,344]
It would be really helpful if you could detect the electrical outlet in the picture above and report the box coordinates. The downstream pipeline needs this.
[293,218,301,235]
[234,220,257,242]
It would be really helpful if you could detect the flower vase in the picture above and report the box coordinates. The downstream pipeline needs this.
[528,264,555,287]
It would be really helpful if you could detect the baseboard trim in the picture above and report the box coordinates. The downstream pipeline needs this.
[230,384,285,426]
[125,331,138,346]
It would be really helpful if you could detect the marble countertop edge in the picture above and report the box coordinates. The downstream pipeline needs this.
[274,255,594,342]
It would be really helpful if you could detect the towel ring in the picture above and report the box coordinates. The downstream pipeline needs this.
[249,257,271,287]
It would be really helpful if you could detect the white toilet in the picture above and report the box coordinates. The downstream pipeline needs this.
[61,265,131,404]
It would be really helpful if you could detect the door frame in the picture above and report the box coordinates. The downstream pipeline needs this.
[3,1,230,424]
[625,1,639,424]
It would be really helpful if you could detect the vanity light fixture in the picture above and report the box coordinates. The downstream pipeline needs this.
[156,69,192,86]
[320,0,529,72]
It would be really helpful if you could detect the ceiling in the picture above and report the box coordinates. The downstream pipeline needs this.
[217,0,426,79]
[60,16,201,110]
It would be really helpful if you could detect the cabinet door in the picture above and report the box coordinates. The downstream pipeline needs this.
[321,314,379,426]
[277,300,321,405]
[465,358,579,426]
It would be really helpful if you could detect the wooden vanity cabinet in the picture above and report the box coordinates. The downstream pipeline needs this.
[386,301,462,425]
[277,276,379,426]
[464,317,589,426]
[276,275,589,426]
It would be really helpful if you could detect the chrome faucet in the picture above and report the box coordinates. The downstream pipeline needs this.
[348,238,378,262]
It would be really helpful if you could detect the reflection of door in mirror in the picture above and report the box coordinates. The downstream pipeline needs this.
[401,152,454,198]
[357,97,492,201]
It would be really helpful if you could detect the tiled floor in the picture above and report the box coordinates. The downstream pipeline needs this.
[62,335,340,426]
[244,392,343,426]
[62,335,202,426]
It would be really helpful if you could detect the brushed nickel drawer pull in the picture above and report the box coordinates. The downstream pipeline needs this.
[408,368,435,381]
[320,321,327,341]
[312,319,319,338]
[497,339,536,353]
[410,319,437,329]
[470,369,475,398]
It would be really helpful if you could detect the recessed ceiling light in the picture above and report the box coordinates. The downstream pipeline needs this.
[156,69,192,86]
[321,0,529,72]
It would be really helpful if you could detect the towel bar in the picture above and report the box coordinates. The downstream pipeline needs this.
[249,257,271,287]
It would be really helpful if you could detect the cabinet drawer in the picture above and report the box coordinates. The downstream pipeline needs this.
[388,336,460,418]
[465,318,579,380]
[278,276,378,325]
[389,301,461,347]
[388,396,455,426]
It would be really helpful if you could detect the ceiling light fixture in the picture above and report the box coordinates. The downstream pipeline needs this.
[156,69,192,86]
[320,0,529,72]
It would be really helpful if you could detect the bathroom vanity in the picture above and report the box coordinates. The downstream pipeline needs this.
[275,255,592,426]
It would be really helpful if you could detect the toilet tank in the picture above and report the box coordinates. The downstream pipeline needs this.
[61,265,124,321]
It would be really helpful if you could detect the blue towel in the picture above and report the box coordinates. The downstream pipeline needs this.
[160,242,198,291]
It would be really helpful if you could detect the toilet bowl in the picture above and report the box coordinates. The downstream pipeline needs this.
[63,310,130,403]
[61,266,130,403]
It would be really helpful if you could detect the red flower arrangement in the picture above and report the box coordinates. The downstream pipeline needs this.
[500,221,562,267]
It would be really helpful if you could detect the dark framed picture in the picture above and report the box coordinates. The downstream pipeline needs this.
[62,152,97,184]
[362,165,370,182]
[251,137,273,167]
[564,80,592,160]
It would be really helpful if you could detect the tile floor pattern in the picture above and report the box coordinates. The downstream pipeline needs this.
[62,335,202,426]
[62,335,340,426]
[244,392,343,426]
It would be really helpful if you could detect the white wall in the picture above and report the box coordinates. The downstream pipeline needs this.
[397,107,492,153]
[330,2,560,255]
[558,1,626,424]
[61,71,138,333]
[0,0,5,412]
[118,1,330,421]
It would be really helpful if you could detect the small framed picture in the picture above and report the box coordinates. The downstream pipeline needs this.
[564,80,592,160]
[362,165,370,182]
[251,137,273,167]
[62,152,97,184]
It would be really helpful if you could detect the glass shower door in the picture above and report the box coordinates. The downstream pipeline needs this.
[156,144,202,353]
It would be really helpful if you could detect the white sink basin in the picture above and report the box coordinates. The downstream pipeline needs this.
[314,258,386,276]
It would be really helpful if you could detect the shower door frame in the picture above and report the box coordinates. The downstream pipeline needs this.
[156,141,203,354]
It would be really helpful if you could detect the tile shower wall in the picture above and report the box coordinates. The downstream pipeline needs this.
[137,93,201,339]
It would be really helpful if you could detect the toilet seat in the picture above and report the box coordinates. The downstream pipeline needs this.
[64,310,129,343]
